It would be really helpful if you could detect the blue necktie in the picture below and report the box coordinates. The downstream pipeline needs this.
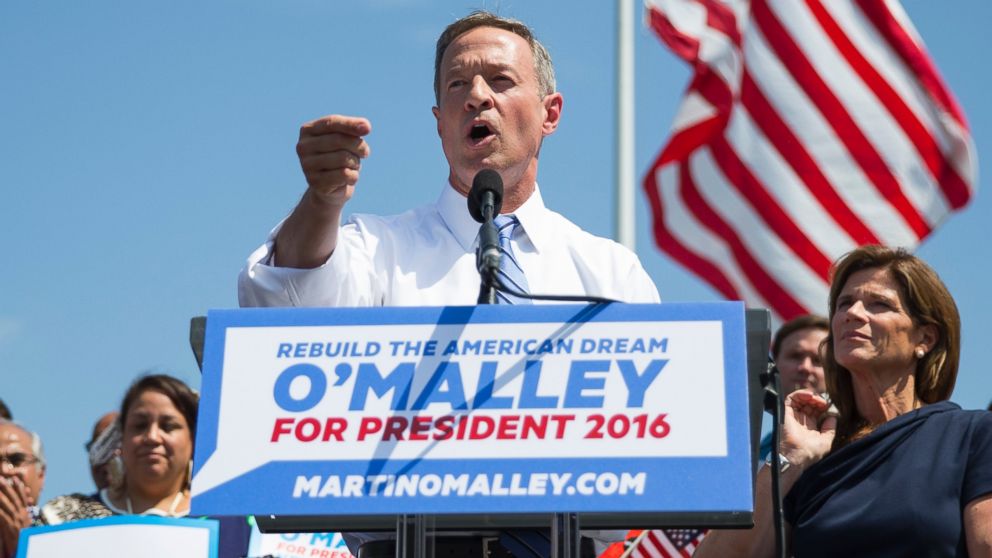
[493,215,532,305]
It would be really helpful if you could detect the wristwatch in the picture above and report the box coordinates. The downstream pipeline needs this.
[764,452,792,473]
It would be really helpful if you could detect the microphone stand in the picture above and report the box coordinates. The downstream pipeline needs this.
[492,276,618,305]
[476,205,500,305]
[761,359,787,558]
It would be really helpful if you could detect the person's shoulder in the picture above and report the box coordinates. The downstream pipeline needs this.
[42,492,99,507]
[934,402,991,422]
[538,207,659,301]
[923,402,992,439]
[543,208,641,262]
[41,492,114,525]
[962,406,992,431]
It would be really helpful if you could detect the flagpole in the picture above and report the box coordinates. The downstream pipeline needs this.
[615,0,636,250]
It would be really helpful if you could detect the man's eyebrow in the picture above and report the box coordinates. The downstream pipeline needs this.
[445,61,518,75]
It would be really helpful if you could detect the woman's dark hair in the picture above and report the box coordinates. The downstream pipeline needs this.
[824,245,959,448]
[119,374,199,441]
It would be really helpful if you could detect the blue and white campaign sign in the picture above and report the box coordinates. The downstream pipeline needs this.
[16,516,218,558]
[247,525,353,558]
[191,302,751,517]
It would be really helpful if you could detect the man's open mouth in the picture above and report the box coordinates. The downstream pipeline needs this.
[468,123,494,142]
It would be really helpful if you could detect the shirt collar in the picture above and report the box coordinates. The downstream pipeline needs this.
[511,184,553,254]
[436,181,553,254]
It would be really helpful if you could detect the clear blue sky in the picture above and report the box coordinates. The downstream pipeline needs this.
[2,0,989,502]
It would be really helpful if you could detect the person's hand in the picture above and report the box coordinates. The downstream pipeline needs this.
[779,390,837,468]
[296,115,372,209]
[0,477,33,558]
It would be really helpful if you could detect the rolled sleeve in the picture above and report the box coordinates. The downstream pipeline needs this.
[238,219,380,308]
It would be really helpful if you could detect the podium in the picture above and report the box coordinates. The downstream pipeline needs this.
[188,303,769,557]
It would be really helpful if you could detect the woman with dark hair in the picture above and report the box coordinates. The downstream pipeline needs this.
[42,374,198,522]
[696,245,992,557]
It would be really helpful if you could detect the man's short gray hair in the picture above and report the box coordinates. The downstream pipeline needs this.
[434,11,556,106]
[0,418,45,472]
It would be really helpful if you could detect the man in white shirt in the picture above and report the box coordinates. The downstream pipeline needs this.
[239,10,658,558]
[239,11,658,308]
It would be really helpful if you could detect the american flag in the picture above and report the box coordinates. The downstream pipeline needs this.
[619,529,707,558]
[642,0,976,322]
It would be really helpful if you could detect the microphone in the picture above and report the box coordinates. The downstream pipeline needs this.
[468,170,503,303]
[468,169,503,223]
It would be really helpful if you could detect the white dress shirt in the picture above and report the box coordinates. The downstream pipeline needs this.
[239,183,659,307]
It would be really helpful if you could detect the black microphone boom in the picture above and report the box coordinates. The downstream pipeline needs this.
[469,170,504,304]
[468,169,503,223]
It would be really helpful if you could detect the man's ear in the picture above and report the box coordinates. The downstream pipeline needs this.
[541,92,563,136]
[432,106,441,137]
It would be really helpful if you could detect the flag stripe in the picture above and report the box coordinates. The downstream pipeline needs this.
[690,149,829,312]
[769,0,950,229]
[642,0,975,322]
[643,164,742,301]
[750,0,931,239]
[680,160,807,318]
[629,529,707,558]
[744,24,919,246]
[659,105,722,166]
[647,2,702,63]
[857,0,968,128]
[686,68,837,281]
[726,104,861,258]
[857,0,976,202]
[698,0,741,47]
[821,1,957,159]
[665,0,923,248]
[804,0,971,210]
[708,135,833,280]
[738,70,880,245]
[651,164,783,322]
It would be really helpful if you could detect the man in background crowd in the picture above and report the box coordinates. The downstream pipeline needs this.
[85,411,119,492]
[760,315,829,459]
[0,419,46,558]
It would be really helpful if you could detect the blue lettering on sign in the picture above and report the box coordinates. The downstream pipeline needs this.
[473,361,513,409]
[519,361,557,409]
[349,363,414,410]
[411,362,468,410]
[274,358,669,412]
[618,359,668,407]
[276,341,382,358]
[564,360,610,408]
[309,533,346,548]
[333,363,352,386]
[273,363,328,412]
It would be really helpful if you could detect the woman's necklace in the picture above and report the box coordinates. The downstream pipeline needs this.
[125,490,185,516]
